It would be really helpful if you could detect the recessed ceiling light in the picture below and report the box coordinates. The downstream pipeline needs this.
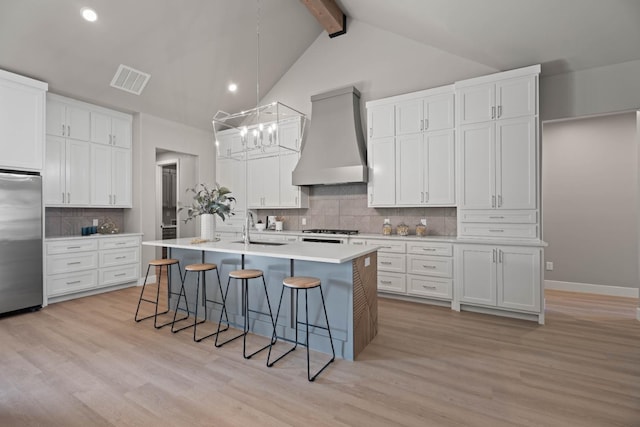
[81,7,98,22]
[228,83,238,92]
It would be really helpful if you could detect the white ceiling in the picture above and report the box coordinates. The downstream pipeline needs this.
[1,0,639,131]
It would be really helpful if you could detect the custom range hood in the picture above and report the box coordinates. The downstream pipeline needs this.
[292,86,368,185]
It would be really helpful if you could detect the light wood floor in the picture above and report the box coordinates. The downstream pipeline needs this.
[1,288,638,427]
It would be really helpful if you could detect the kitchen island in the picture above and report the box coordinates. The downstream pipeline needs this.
[143,237,379,360]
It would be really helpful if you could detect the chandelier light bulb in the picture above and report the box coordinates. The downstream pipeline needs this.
[81,7,98,22]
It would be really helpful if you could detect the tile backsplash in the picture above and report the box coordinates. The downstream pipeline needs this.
[255,184,456,236]
[46,208,125,238]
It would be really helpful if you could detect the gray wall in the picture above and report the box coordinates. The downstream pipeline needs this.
[542,112,639,288]
[540,59,640,121]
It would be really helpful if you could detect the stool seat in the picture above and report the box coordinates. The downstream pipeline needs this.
[149,258,179,267]
[185,263,217,272]
[229,269,263,279]
[283,276,321,289]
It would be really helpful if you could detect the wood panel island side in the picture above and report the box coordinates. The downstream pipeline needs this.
[142,238,379,360]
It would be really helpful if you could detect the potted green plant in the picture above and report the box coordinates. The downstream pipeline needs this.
[179,183,235,241]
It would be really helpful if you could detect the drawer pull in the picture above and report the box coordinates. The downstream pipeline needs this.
[380,261,392,265]
[380,280,392,285]
[422,265,437,269]
[489,216,504,219]
[67,261,81,265]
[66,280,82,285]
[66,246,81,249]
[115,273,127,277]
[422,285,437,290]
[116,242,126,245]
[422,248,436,251]
[115,256,127,260]
[353,242,364,245]
[381,246,392,249]
[489,229,504,232]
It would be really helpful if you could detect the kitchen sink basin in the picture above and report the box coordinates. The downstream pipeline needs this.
[232,240,287,246]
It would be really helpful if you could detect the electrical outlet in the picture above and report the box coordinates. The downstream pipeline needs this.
[420,218,427,226]
[92,219,99,226]
[545,261,553,271]
[301,217,306,226]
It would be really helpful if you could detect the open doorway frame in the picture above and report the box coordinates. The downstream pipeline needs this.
[156,159,180,255]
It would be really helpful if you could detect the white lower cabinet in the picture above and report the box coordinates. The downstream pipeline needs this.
[46,234,141,300]
[455,244,541,313]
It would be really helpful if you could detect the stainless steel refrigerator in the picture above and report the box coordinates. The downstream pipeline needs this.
[0,170,43,315]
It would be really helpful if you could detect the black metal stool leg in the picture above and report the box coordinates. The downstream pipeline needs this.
[135,264,154,322]
[155,264,184,329]
[170,272,191,331]
[243,276,276,359]
[308,285,335,382]
[267,285,297,367]
[215,276,246,348]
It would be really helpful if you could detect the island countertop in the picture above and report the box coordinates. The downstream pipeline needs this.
[143,237,379,264]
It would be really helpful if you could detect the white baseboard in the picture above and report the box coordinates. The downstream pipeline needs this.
[545,280,639,298]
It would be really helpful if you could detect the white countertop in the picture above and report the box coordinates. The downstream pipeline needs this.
[143,237,378,264]
[46,232,143,242]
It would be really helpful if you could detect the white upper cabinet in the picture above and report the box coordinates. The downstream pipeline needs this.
[457,74,536,126]
[90,144,132,207]
[368,137,396,206]
[91,112,132,148]
[278,117,302,151]
[395,99,422,136]
[44,136,91,206]
[0,70,47,171]
[395,93,454,136]
[46,99,90,141]
[279,153,301,207]
[367,103,395,139]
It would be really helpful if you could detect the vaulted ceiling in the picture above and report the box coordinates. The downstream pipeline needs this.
[1,0,638,131]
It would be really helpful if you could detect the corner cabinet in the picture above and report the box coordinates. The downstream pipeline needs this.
[455,243,542,320]
[0,69,47,171]
[367,86,455,208]
[44,94,133,208]
[456,65,540,240]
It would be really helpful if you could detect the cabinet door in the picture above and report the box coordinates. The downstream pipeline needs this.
[112,147,132,207]
[424,93,454,131]
[395,133,423,205]
[456,245,496,306]
[66,140,90,205]
[278,119,300,151]
[44,136,66,205]
[90,143,111,205]
[395,98,422,136]
[247,156,277,208]
[46,100,66,137]
[261,156,280,207]
[496,76,536,120]
[65,106,90,141]
[367,137,396,206]
[217,157,246,215]
[368,104,395,138]
[496,117,536,209]
[279,153,299,207]
[457,84,495,125]
[458,122,495,209]
[425,130,455,205]
[0,79,45,170]
[497,246,540,312]
[111,116,132,148]
[90,112,112,145]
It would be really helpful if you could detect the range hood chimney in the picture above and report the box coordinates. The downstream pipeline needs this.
[292,86,368,185]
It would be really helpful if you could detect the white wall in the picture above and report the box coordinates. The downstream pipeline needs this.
[540,59,640,121]
[261,19,495,118]
[125,113,215,267]
[542,112,639,290]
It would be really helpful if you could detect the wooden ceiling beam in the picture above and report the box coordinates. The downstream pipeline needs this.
[301,0,347,38]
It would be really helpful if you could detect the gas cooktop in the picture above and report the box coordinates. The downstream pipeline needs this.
[302,229,359,235]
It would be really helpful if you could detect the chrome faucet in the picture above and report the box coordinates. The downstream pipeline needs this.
[243,216,251,244]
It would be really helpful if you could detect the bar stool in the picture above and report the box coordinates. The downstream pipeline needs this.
[267,276,335,382]
[135,258,187,328]
[171,263,229,342]
[215,269,276,359]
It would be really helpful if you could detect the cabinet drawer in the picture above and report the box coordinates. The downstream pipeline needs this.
[407,275,452,299]
[370,240,406,253]
[459,223,538,239]
[406,242,453,257]
[47,239,98,254]
[378,273,406,294]
[100,264,140,286]
[47,270,98,296]
[406,255,452,278]
[99,236,140,250]
[460,210,537,224]
[378,254,406,273]
[100,247,139,268]
[47,252,98,274]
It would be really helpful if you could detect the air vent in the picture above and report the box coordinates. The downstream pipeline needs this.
[110,64,150,95]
